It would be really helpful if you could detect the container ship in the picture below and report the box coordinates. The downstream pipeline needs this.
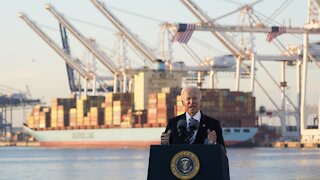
[24,82,257,148]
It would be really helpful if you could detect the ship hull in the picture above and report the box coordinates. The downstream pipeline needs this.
[23,126,257,148]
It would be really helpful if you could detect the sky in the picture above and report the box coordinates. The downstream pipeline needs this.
[0,0,319,126]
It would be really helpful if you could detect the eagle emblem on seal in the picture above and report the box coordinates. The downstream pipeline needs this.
[170,151,200,179]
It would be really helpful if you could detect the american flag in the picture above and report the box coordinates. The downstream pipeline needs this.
[266,26,286,42]
[172,23,195,44]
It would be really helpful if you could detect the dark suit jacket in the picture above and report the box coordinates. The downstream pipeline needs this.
[165,112,226,152]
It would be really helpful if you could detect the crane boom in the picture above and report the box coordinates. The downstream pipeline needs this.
[169,23,320,34]
[45,4,118,74]
[18,12,92,80]
[59,24,78,92]
[90,0,158,64]
[180,0,242,58]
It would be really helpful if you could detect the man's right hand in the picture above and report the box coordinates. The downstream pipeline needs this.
[160,130,171,145]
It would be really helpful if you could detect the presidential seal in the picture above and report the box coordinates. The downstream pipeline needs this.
[170,151,200,180]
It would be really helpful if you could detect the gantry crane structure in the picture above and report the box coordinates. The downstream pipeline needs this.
[59,23,113,94]
[91,0,218,87]
[44,4,120,92]
[19,13,90,79]
[59,24,79,93]
[91,0,162,93]
[168,0,320,141]
[0,84,40,141]
[19,12,113,95]
[91,0,160,66]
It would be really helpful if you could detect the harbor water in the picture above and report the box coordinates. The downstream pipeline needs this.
[0,147,319,180]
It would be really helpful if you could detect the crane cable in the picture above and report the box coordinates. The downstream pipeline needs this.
[264,0,294,25]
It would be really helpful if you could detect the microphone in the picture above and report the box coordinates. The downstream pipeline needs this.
[177,119,187,139]
[188,118,199,133]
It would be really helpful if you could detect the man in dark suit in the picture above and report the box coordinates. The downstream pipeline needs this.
[160,86,226,152]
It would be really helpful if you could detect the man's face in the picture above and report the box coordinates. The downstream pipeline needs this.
[181,88,200,116]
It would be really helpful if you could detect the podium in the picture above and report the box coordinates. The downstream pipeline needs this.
[147,144,229,180]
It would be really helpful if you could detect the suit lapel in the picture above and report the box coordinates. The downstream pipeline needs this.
[199,112,206,130]
[182,113,187,122]
[194,112,206,144]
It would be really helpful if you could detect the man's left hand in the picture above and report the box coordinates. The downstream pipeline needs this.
[207,129,217,144]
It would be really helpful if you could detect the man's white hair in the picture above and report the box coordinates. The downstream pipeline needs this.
[180,86,201,100]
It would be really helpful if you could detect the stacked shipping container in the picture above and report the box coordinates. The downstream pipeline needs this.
[101,93,134,127]
[147,93,157,124]
[26,88,256,130]
[146,87,181,126]
[174,88,256,127]
[27,105,50,128]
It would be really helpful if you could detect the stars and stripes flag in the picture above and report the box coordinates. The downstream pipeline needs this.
[266,26,286,42]
[172,23,196,44]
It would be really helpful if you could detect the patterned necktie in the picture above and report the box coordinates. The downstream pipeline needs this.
[188,118,196,144]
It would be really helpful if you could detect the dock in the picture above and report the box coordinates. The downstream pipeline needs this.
[258,141,320,148]
[1,140,320,148]
[0,141,40,147]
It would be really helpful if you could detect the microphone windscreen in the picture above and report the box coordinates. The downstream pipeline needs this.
[177,119,187,129]
[189,118,199,130]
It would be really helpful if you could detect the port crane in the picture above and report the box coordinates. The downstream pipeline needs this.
[175,0,299,139]
[91,0,167,93]
[59,24,79,93]
[19,12,112,95]
[44,4,120,92]
[178,0,298,90]
[91,0,218,88]
[0,84,40,141]
[90,0,218,109]
[47,3,170,93]
[91,0,160,66]
[59,24,113,94]
[175,0,320,142]
[91,0,222,69]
